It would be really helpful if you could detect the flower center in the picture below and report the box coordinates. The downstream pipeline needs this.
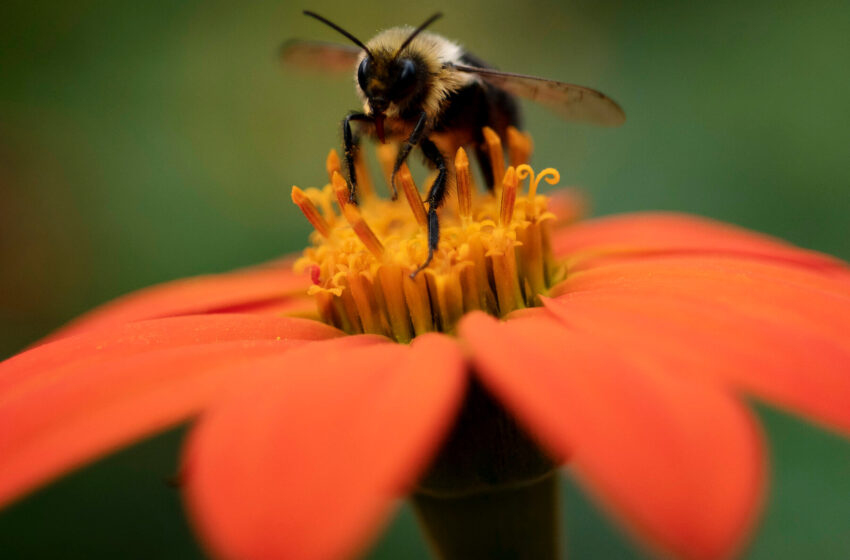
[292,127,564,342]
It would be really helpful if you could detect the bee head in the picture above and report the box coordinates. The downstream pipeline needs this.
[303,11,442,114]
[357,54,423,115]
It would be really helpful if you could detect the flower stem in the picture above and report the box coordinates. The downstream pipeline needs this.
[411,378,561,559]
[412,471,560,559]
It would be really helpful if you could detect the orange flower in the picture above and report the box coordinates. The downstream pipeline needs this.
[1,131,849,560]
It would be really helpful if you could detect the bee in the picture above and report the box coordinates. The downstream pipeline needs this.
[282,11,625,274]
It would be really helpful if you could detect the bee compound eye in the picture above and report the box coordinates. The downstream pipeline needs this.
[357,57,370,90]
[395,58,417,96]
[399,58,415,82]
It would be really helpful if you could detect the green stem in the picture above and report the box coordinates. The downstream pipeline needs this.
[410,378,561,559]
[412,472,560,560]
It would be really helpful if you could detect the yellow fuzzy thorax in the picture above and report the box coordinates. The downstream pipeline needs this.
[292,127,564,343]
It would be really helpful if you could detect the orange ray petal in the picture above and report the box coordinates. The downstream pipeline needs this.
[46,258,310,341]
[183,334,467,560]
[552,212,847,272]
[547,256,850,434]
[0,315,365,507]
[460,311,765,560]
[2,314,340,394]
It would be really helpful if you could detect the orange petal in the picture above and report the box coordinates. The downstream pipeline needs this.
[2,314,340,393]
[547,256,850,435]
[460,311,765,560]
[183,334,467,560]
[0,315,358,507]
[553,212,847,271]
[46,258,311,341]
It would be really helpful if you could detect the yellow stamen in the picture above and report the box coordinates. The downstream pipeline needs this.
[403,272,434,336]
[293,129,566,342]
[427,271,465,333]
[377,264,413,343]
[458,264,482,313]
[507,126,533,167]
[397,164,428,229]
[465,233,497,311]
[455,147,472,221]
[500,166,518,226]
[353,148,374,199]
[291,186,331,238]
[341,205,384,259]
[488,228,523,316]
[331,165,350,209]
[482,126,505,189]
[326,149,342,184]
[517,165,561,201]
[517,223,545,302]
[347,271,384,334]
[338,287,363,333]
[332,171,384,258]
[315,185,337,226]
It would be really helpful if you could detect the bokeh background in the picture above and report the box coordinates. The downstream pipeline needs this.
[1,0,848,558]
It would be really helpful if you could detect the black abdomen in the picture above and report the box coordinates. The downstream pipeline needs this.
[429,53,521,188]
[433,79,520,187]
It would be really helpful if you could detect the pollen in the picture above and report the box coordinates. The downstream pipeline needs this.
[292,127,564,343]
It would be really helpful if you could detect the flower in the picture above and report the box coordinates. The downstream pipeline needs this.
[1,129,849,560]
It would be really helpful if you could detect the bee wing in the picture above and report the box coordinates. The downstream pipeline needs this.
[279,40,361,73]
[453,64,626,127]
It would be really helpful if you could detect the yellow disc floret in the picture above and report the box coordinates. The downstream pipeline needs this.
[292,127,564,343]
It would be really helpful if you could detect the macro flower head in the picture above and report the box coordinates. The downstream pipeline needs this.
[1,129,849,560]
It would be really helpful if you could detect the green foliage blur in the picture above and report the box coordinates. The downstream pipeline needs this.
[1,0,848,558]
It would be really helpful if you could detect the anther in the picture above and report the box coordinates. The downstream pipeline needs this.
[397,164,428,229]
[499,166,518,226]
[331,170,350,209]
[326,149,342,183]
[482,127,505,190]
[333,172,384,258]
[507,126,533,167]
[455,147,472,221]
[291,186,331,237]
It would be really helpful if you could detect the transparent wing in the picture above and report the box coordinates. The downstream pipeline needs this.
[279,40,361,73]
[453,64,626,127]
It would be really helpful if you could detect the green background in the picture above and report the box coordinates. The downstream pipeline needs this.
[1,0,848,558]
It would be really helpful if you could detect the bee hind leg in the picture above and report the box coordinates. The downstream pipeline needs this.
[410,137,446,278]
[342,112,371,204]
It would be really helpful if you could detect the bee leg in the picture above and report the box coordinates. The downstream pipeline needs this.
[391,111,428,201]
[342,112,371,204]
[411,137,447,278]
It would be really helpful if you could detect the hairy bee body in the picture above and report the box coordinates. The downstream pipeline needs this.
[356,30,519,137]
[354,28,520,187]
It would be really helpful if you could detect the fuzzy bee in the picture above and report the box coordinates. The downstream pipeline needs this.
[282,11,625,273]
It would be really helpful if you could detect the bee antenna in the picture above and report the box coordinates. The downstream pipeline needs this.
[303,10,373,57]
[395,12,443,58]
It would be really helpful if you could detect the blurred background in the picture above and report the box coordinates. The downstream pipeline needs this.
[1,0,848,557]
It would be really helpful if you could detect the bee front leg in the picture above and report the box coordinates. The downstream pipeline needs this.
[342,112,371,204]
[391,111,428,201]
[411,137,447,278]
